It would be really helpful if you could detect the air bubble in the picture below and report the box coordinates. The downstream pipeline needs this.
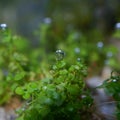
[43,17,52,24]
[0,23,7,30]
[56,49,65,61]
[107,52,113,57]
[115,22,120,29]
[112,79,117,82]
[74,32,80,40]
[97,41,104,48]
[74,47,80,54]
[104,60,109,65]
[77,58,81,62]
[81,95,87,99]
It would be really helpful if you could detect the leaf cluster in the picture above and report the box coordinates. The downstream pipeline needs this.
[98,71,120,119]
[16,60,93,120]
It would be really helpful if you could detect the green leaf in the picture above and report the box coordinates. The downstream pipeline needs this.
[59,69,68,75]
[6,73,13,81]
[16,115,24,120]
[56,61,66,69]
[39,106,50,118]
[15,87,24,95]
[14,72,26,81]
[52,65,57,70]
[23,93,30,99]
[13,52,28,62]
[26,83,38,93]
[74,65,80,70]
[69,65,75,72]
[67,85,80,96]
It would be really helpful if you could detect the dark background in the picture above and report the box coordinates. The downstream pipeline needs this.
[0,0,120,41]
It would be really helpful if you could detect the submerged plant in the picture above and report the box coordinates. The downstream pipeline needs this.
[15,50,93,120]
[0,24,33,104]
[98,71,120,119]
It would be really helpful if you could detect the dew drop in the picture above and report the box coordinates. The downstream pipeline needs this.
[56,49,65,61]
[97,41,104,48]
[0,23,7,30]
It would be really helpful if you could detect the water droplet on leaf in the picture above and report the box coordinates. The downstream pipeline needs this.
[56,49,65,61]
